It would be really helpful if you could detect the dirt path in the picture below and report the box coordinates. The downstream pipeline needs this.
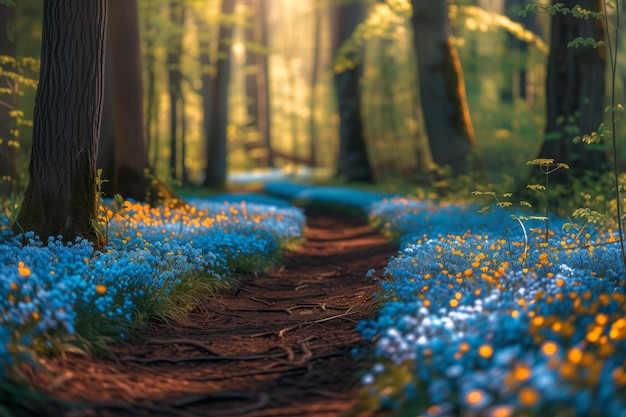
[26,208,397,417]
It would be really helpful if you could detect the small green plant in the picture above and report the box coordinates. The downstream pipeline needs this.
[472,190,533,254]
[522,1,626,278]
[90,169,124,245]
[525,158,569,244]
[2,191,23,235]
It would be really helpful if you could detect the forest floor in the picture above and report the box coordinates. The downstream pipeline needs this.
[22,208,397,417]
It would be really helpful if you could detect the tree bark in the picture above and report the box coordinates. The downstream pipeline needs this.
[16,0,107,250]
[168,0,186,184]
[535,0,607,181]
[410,0,475,175]
[203,0,236,190]
[331,1,373,182]
[0,4,17,197]
[244,0,273,167]
[309,0,321,167]
[99,0,152,201]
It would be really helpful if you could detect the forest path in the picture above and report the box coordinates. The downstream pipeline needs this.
[27,208,397,417]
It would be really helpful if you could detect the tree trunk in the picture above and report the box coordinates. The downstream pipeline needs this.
[535,0,607,181]
[0,4,17,197]
[100,0,152,201]
[168,0,186,184]
[331,1,373,182]
[143,2,159,172]
[16,0,107,250]
[203,0,236,190]
[256,0,272,167]
[309,0,321,167]
[244,0,272,167]
[410,0,475,175]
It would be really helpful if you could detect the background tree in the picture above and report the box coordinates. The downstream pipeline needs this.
[331,0,373,182]
[410,0,476,176]
[308,0,323,167]
[533,0,607,182]
[168,0,187,185]
[15,0,107,250]
[203,0,236,190]
[244,0,273,168]
[0,4,17,196]
[99,0,153,201]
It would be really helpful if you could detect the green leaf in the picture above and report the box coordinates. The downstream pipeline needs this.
[472,191,495,196]
[527,184,547,191]
[527,158,554,165]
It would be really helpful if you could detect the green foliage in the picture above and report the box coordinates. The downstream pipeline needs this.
[568,37,606,48]
[0,0,15,6]
[472,190,533,253]
[526,158,569,243]
[334,0,412,73]
[0,57,39,139]
[520,2,606,19]
[2,191,22,234]
[90,169,125,246]
[520,1,626,274]
[453,5,549,53]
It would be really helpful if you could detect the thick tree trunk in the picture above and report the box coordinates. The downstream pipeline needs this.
[536,0,607,181]
[331,1,373,182]
[203,0,236,190]
[16,0,107,250]
[0,5,17,197]
[410,0,475,175]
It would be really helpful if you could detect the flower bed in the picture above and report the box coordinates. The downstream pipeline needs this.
[0,198,305,378]
[266,183,626,416]
[361,197,626,416]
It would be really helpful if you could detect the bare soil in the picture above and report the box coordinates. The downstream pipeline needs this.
[23,208,397,417]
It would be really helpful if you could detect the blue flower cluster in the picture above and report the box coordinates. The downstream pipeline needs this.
[359,196,626,416]
[0,197,304,377]
[262,183,626,416]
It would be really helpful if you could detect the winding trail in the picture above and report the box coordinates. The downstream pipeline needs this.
[27,208,397,417]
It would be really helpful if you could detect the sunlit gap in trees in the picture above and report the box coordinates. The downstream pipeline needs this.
[136,0,442,187]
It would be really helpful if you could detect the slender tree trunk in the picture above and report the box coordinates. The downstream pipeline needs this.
[331,1,373,182]
[144,3,159,170]
[245,2,258,159]
[244,0,271,167]
[0,5,17,196]
[256,0,272,167]
[535,0,607,181]
[168,0,185,183]
[203,0,236,190]
[309,1,321,167]
[16,0,107,250]
[410,0,475,175]
[504,0,535,102]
